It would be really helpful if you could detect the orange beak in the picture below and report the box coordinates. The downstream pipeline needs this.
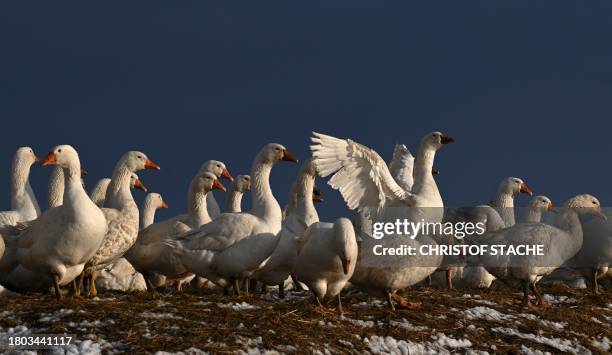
[133,179,148,192]
[41,152,57,167]
[161,200,169,209]
[342,259,350,275]
[281,149,298,163]
[81,168,88,177]
[520,183,533,196]
[144,159,161,170]
[221,168,234,182]
[212,179,227,192]
[547,202,554,210]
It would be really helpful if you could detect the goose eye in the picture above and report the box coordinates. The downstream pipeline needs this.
[57,149,62,153]
[593,201,598,205]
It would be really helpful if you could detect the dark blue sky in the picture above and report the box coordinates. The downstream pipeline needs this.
[1,1,610,221]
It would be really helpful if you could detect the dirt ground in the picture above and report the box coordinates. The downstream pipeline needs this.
[1,284,611,354]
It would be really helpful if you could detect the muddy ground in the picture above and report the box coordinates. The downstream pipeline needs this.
[1,284,611,354]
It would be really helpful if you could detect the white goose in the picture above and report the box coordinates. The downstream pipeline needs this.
[0,147,40,232]
[294,218,357,313]
[253,160,320,296]
[571,208,612,294]
[82,151,159,296]
[96,192,168,293]
[0,146,108,299]
[198,160,233,219]
[225,175,251,213]
[439,176,533,290]
[310,132,453,310]
[481,194,605,307]
[126,171,226,290]
[166,144,298,291]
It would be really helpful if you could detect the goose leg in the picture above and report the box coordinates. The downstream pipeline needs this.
[244,278,250,295]
[68,280,82,299]
[278,282,285,299]
[291,274,303,291]
[446,269,455,291]
[521,280,532,307]
[386,292,396,312]
[75,271,84,296]
[530,283,550,307]
[260,284,268,294]
[52,274,62,301]
[426,275,432,287]
[592,268,601,295]
[249,279,258,294]
[333,294,350,315]
[233,278,241,296]
[88,271,98,297]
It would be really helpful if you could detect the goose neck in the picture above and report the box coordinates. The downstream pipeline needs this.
[411,145,442,206]
[250,160,281,223]
[494,193,515,227]
[61,164,89,210]
[140,200,157,229]
[225,191,244,213]
[187,178,211,226]
[105,166,135,211]
[48,166,65,208]
[293,172,318,223]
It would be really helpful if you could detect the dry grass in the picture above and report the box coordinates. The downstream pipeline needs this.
[1,284,611,354]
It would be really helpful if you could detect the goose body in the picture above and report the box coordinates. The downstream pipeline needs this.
[294,218,357,309]
[254,160,319,289]
[165,144,298,288]
[82,152,159,295]
[310,132,452,309]
[571,209,612,293]
[126,172,226,288]
[0,146,107,297]
[480,194,605,306]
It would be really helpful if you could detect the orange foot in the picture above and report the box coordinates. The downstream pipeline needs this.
[536,298,552,308]
[391,294,421,309]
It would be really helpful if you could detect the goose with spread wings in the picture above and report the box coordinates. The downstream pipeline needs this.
[310,131,454,310]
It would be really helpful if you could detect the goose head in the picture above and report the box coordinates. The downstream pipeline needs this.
[41,145,80,170]
[15,147,39,167]
[145,192,169,209]
[199,160,233,182]
[232,175,251,193]
[499,177,533,197]
[529,195,554,213]
[565,194,606,220]
[129,173,148,192]
[260,143,298,164]
[121,151,160,172]
[422,132,454,150]
[312,184,324,203]
[195,172,227,193]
